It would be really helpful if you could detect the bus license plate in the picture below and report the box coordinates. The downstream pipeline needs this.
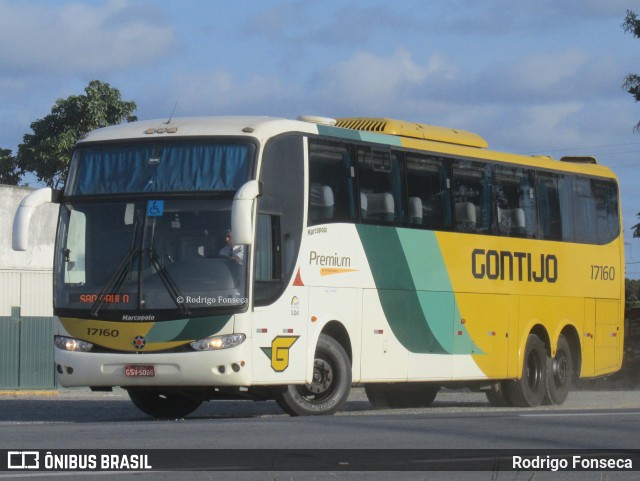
[124,365,156,377]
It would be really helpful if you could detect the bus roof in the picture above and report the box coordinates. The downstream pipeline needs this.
[335,117,489,149]
[76,116,319,144]
[76,115,617,181]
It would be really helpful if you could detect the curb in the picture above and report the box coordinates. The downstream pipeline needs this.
[0,390,59,397]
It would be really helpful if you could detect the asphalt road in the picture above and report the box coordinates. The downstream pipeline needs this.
[1,386,640,481]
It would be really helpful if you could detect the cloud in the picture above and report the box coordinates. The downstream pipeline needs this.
[0,0,174,75]
[245,2,417,46]
[314,48,456,114]
[508,49,589,93]
[156,70,298,118]
[436,0,633,34]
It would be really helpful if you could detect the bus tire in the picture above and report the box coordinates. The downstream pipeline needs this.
[365,383,439,409]
[485,381,513,407]
[275,334,351,416]
[505,334,547,407]
[544,334,573,405]
[127,389,203,419]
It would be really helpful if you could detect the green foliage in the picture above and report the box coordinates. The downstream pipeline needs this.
[16,80,137,188]
[623,11,640,237]
[623,10,640,37]
[627,278,640,301]
[0,148,21,185]
[624,11,640,132]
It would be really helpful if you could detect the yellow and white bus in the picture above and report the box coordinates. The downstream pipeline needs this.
[13,115,624,418]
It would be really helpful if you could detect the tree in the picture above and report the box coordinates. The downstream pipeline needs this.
[628,278,640,300]
[623,10,640,131]
[16,80,137,188]
[623,11,640,237]
[0,148,21,185]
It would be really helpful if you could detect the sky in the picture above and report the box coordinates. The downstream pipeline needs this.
[2,0,640,276]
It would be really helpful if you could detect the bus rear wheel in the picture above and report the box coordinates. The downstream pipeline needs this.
[545,335,573,405]
[365,383,439,409]
[127,389,203,419]
[505,334,547,407]
[275,334,351,416]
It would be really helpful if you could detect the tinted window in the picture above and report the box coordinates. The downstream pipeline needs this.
[406,154,452,229]
[358,149,405,224]
[307,140,357,225]
[492,165,536,238]
[452,159,491,234]
[254,134,304,305]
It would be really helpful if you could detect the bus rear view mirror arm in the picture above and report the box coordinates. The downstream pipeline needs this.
[231,180,261,245]
[12,187,61,251]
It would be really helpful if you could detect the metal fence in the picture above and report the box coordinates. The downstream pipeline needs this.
[0,307,55,389]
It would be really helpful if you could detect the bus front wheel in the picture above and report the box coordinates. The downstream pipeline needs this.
[127,389,203,419]
[275,334,352,416]
[506,334,547,407]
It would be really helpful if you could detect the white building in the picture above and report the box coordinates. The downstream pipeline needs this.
[0,185,58,317]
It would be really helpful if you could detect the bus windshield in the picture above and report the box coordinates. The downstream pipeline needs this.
[54,139,256,320]
[55,198,248,319]
[66,140,255,195]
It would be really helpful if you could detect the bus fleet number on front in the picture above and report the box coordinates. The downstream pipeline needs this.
[591,265,615,281]
[86,328,120,337]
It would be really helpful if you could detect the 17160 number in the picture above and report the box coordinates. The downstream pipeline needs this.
[591,265,616,281]
[86,328,120,337]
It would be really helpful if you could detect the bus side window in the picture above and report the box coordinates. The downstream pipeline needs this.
[536,173,562,241]
[64,209,87,284]
[308,140,356,226]
[493,165,534,238]
[255,134,304,306]
[254,213,282,304]
[558,174,576,242]
[357,149,406,225]
[452,159,491,234]
[593,180,619,244]
[406,155,452,230]
[573,177,598,244]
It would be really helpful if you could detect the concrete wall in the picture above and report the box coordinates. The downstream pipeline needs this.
[0,185,59,316]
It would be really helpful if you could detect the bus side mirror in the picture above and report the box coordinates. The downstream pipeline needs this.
[231,180,261,245]
[12,187,55,251]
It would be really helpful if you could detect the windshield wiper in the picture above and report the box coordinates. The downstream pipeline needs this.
[90,246,190,317]
[91,210,190,317]
[90,247,139,317]
[145,247,189,315]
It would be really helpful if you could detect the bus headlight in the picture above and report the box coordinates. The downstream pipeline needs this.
[190,333,246,351]
[54,335,94,352]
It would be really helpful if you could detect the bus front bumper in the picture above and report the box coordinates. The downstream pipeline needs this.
[54,342,253,388]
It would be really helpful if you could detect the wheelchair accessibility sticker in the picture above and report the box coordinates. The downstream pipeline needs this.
[146,200,164,217]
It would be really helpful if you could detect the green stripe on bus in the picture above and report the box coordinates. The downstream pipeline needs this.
[356,225,479,355]
[356,225,446,353]
[316,125,402,146]
[146,315,232,342]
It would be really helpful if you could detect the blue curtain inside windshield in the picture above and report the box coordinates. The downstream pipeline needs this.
[69,142,254,195]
